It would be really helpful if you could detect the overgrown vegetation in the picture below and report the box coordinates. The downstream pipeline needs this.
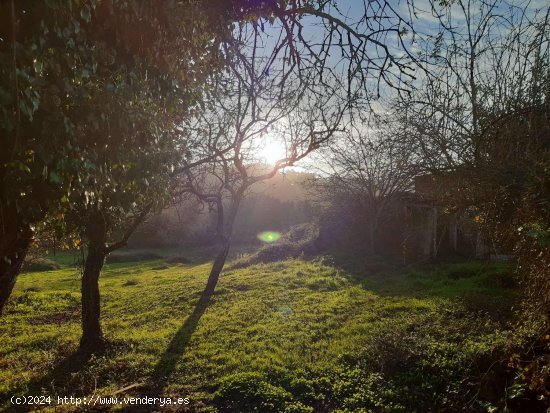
[230,223,320,269]
[1,0,548,411]
[1,254,535,412]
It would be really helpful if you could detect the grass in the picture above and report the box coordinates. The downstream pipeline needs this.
[0,252,519,412]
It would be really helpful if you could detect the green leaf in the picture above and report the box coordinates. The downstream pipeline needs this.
[80,7,91,23]
[49,171,62,184]
[18,162,31,173]
[19,101,33,121]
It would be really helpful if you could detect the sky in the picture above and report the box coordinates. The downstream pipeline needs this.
[237,0,550,170]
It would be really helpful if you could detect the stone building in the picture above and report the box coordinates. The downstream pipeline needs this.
[395,174,491,262]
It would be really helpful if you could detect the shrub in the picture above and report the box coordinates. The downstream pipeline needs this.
[22,257,61,272]
[230,223,320,269]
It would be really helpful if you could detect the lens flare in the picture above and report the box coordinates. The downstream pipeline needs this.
[257,231,281,243]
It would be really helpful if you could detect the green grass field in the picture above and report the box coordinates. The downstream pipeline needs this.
[0,252,518,412]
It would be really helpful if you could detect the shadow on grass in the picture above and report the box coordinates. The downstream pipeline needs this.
[322,251,409,286]
[112,280,216,413]
[0,348,93,412]
[324,251,518,322]
[325,251,504,292]
[138,278,217,398]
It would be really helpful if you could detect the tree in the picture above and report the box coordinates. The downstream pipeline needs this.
[314,121,418,254]
[51,1,234,351]
[0,0,233,336]
[397,0,549,169]
[1,0,421,349]
[0,0,239,315]
[178,0,421,296]
[0,0,421,314]
[388,1,550,406]
[393,0,550,247]
[177,23,347,296]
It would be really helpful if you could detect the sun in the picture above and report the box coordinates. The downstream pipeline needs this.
[258,138,287,165]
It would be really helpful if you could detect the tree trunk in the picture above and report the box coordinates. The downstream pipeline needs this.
[365,215,377,255]
[0,211,33,315]
[203,241,231,298]
[80,213,107,352]
[367,226,375,255]
[201,197,240,297]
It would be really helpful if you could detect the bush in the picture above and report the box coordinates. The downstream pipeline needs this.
[213,372,293,413]
[230,223,320,269]
[22,257,61,272]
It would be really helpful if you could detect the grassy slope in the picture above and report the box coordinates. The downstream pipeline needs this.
[0,254,517,412]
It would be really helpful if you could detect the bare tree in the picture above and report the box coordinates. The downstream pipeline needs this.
[391,0,550,331]
[171,0,432,293]
[177,22,351,295]
[313,118,419,254]
[399,0,550,170]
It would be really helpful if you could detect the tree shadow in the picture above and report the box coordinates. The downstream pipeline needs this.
[1,348,93,412]
[113,280,217,413]
[116,245,229,412]
[323,251,518,322]
[146,278,216,395]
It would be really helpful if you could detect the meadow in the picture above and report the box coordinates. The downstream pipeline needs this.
[0,252,517,412]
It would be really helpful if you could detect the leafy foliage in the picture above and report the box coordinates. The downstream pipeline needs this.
[0,0,231,245]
